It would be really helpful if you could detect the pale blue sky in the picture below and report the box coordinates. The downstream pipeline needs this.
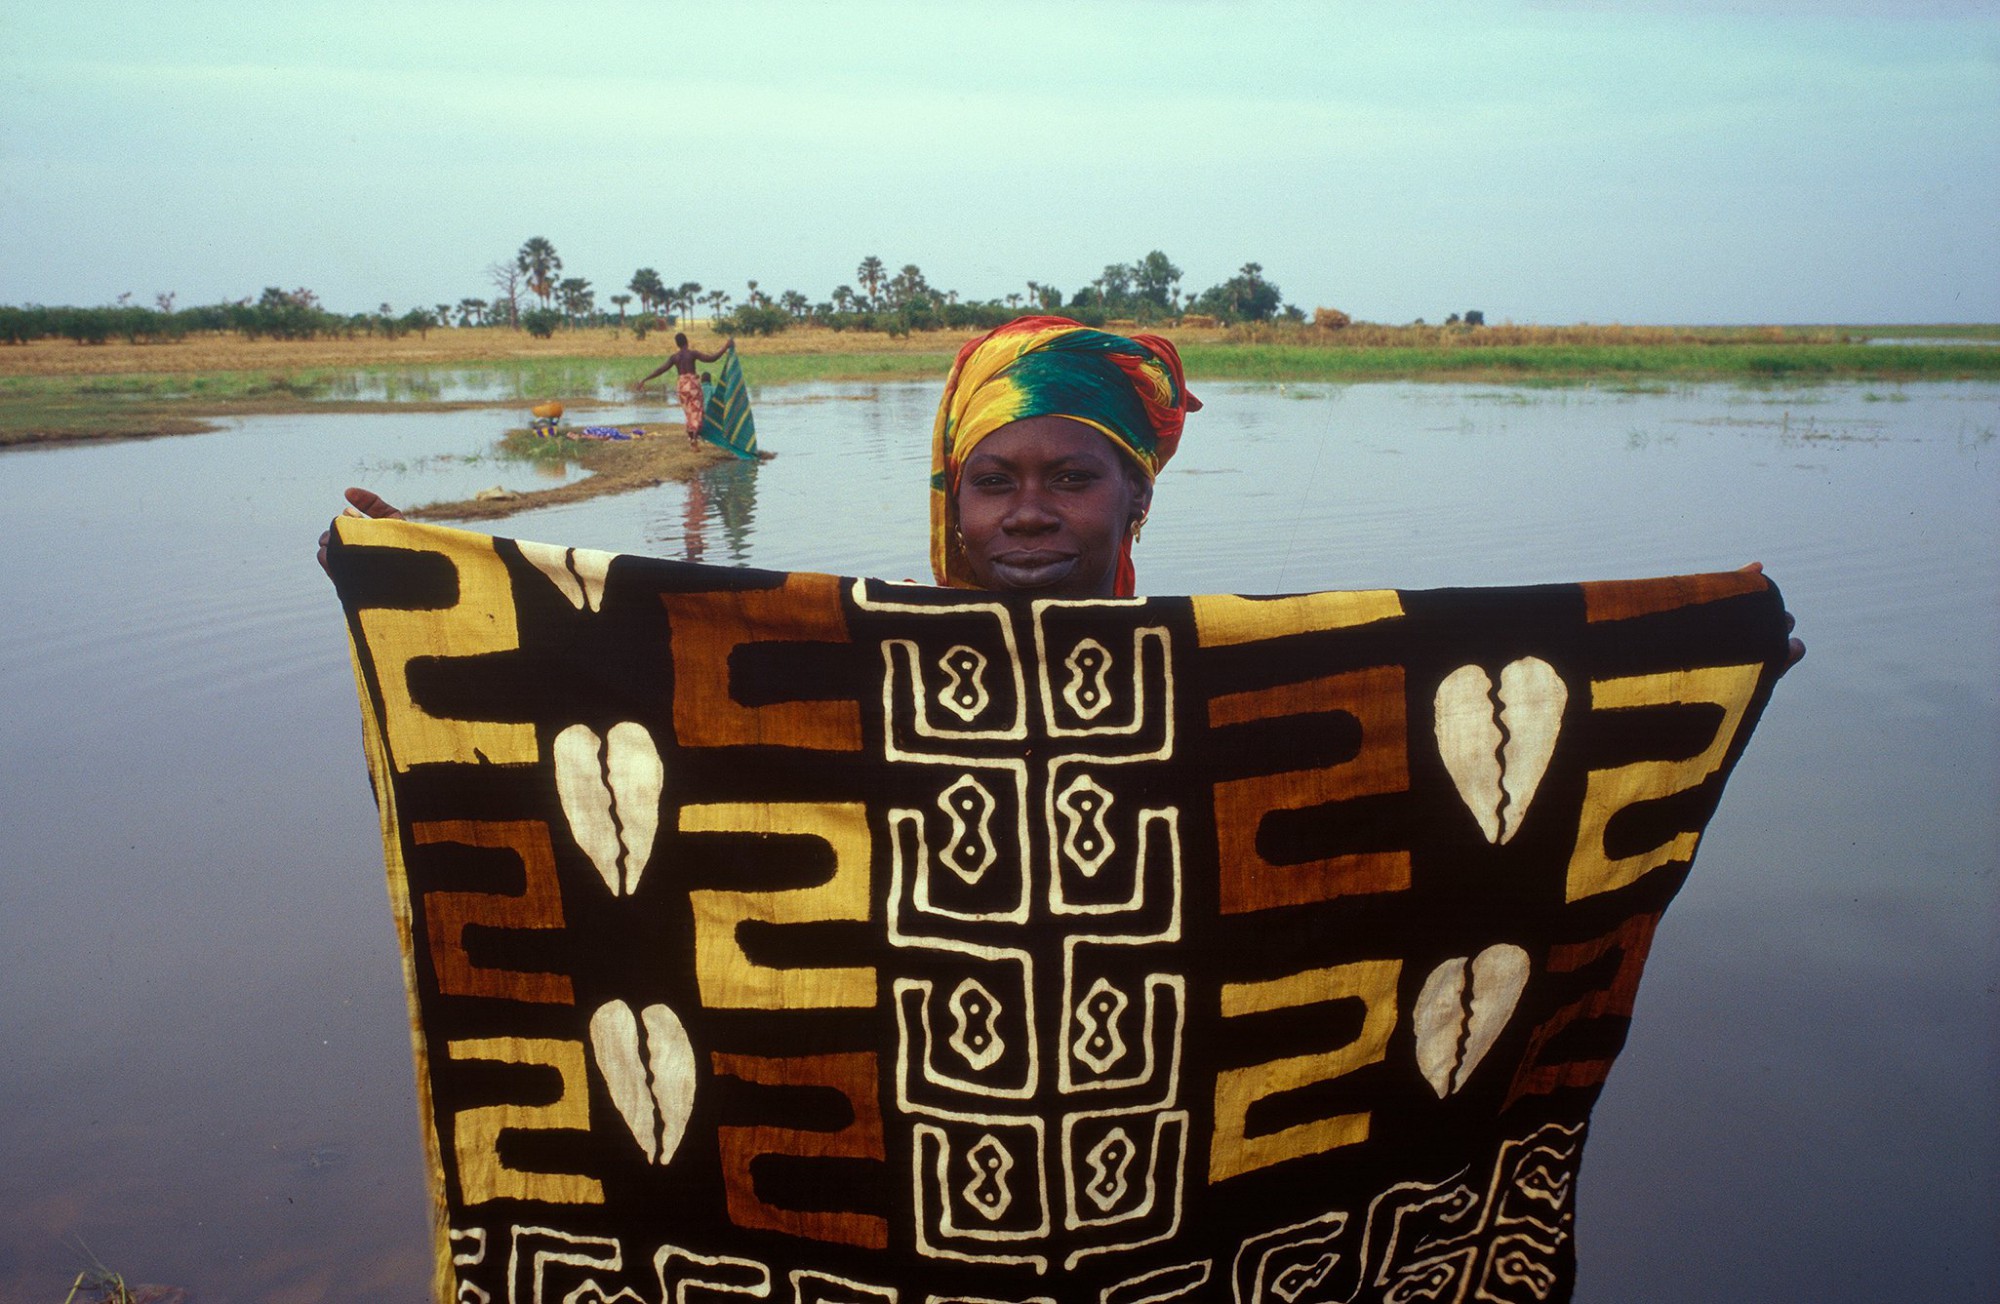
[3,0,1995,322]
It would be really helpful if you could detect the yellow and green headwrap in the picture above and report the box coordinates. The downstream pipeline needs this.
[930,315,1200,594]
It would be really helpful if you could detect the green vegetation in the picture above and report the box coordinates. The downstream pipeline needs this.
[0,350,963,444]
[1178,341,2000,384]
[0,290,455,346]
[0,366,499,445]
[15,223,1997,354]
[520,307,564,339]
[1837,323,2000,340]
[3,330,1994,448]
[736,351,956,383]
[709,249,1260,337]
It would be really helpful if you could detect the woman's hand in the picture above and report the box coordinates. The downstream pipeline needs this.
[1739,562,1805,672]
[318,487,403,576]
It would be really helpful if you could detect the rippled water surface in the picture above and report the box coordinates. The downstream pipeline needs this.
[1,380,1994,1301]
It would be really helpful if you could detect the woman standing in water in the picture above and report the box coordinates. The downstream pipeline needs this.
[634,331,735,447]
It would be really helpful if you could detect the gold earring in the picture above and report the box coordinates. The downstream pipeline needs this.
[1130,513,1148,543]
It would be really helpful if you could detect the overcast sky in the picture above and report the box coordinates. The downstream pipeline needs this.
[3,0,1995,323]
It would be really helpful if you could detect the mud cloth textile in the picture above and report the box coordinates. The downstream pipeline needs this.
[701,349,759,459]
[326,516,1790,1304]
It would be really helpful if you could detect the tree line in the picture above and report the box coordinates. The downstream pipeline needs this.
[4,238,1470,347]
[475,239,1308,339]
[0,288,463,346]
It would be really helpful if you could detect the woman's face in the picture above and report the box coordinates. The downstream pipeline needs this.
[955,416,1151,597]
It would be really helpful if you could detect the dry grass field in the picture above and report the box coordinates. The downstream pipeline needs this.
[7,319,1989,382]
[0,324,972,379]
[0,320,1876,380]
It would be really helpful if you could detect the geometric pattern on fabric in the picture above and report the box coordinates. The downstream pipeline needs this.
[701,349,759,459]
[326,517,1788,1304]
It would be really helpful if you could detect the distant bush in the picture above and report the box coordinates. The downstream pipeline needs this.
[717,304,792,336]
[1313,307,1352,330]
[0,304,192,345]
[57,308,112,345]
[229,288,342,340]
[0,305,49,344]
[1190,263,1283,323]
[941,301,1020,331]
[520,308,563,338]
[178,303,234,333]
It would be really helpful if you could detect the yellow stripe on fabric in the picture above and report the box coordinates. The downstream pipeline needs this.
[1191,591,1406,646]
[1565,662,1763,902]
[344,625,457,1303]
[340,518,538,772]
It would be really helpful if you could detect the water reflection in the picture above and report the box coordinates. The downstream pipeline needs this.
[316,360,674,403]
[0,381,1993,1302]
[649,457,762,563]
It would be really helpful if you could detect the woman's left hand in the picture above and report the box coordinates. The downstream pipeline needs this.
[318,487,404,576]
[1740,562,1805,672]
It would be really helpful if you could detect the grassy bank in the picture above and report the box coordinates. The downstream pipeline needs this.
[407,428,736,521]
[1179,340,2000,384]
[2,322,1995,446]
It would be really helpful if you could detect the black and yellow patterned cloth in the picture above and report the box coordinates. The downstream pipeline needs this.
[327,516,1789,1304]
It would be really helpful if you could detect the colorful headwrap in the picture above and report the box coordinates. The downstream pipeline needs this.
[930,315,1200,595]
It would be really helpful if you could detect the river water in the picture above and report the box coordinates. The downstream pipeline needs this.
[0,379,1993,1301]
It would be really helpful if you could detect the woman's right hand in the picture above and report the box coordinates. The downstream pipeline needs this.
[318,486,403,575]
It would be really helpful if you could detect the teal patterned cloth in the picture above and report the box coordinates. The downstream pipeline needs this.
[702,350,758,460]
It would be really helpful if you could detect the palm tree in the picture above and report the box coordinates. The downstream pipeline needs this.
[880,264,927,309]
[454,297,486,327]
[831,285,855,315]
[610,293,632,327]
[856,256,885,310]
[779,289,809,319]
[704,288,731,320]
[557,276,593,324]
[675,281,702,326]
[516,237,561,308]
[628,267,666,314]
